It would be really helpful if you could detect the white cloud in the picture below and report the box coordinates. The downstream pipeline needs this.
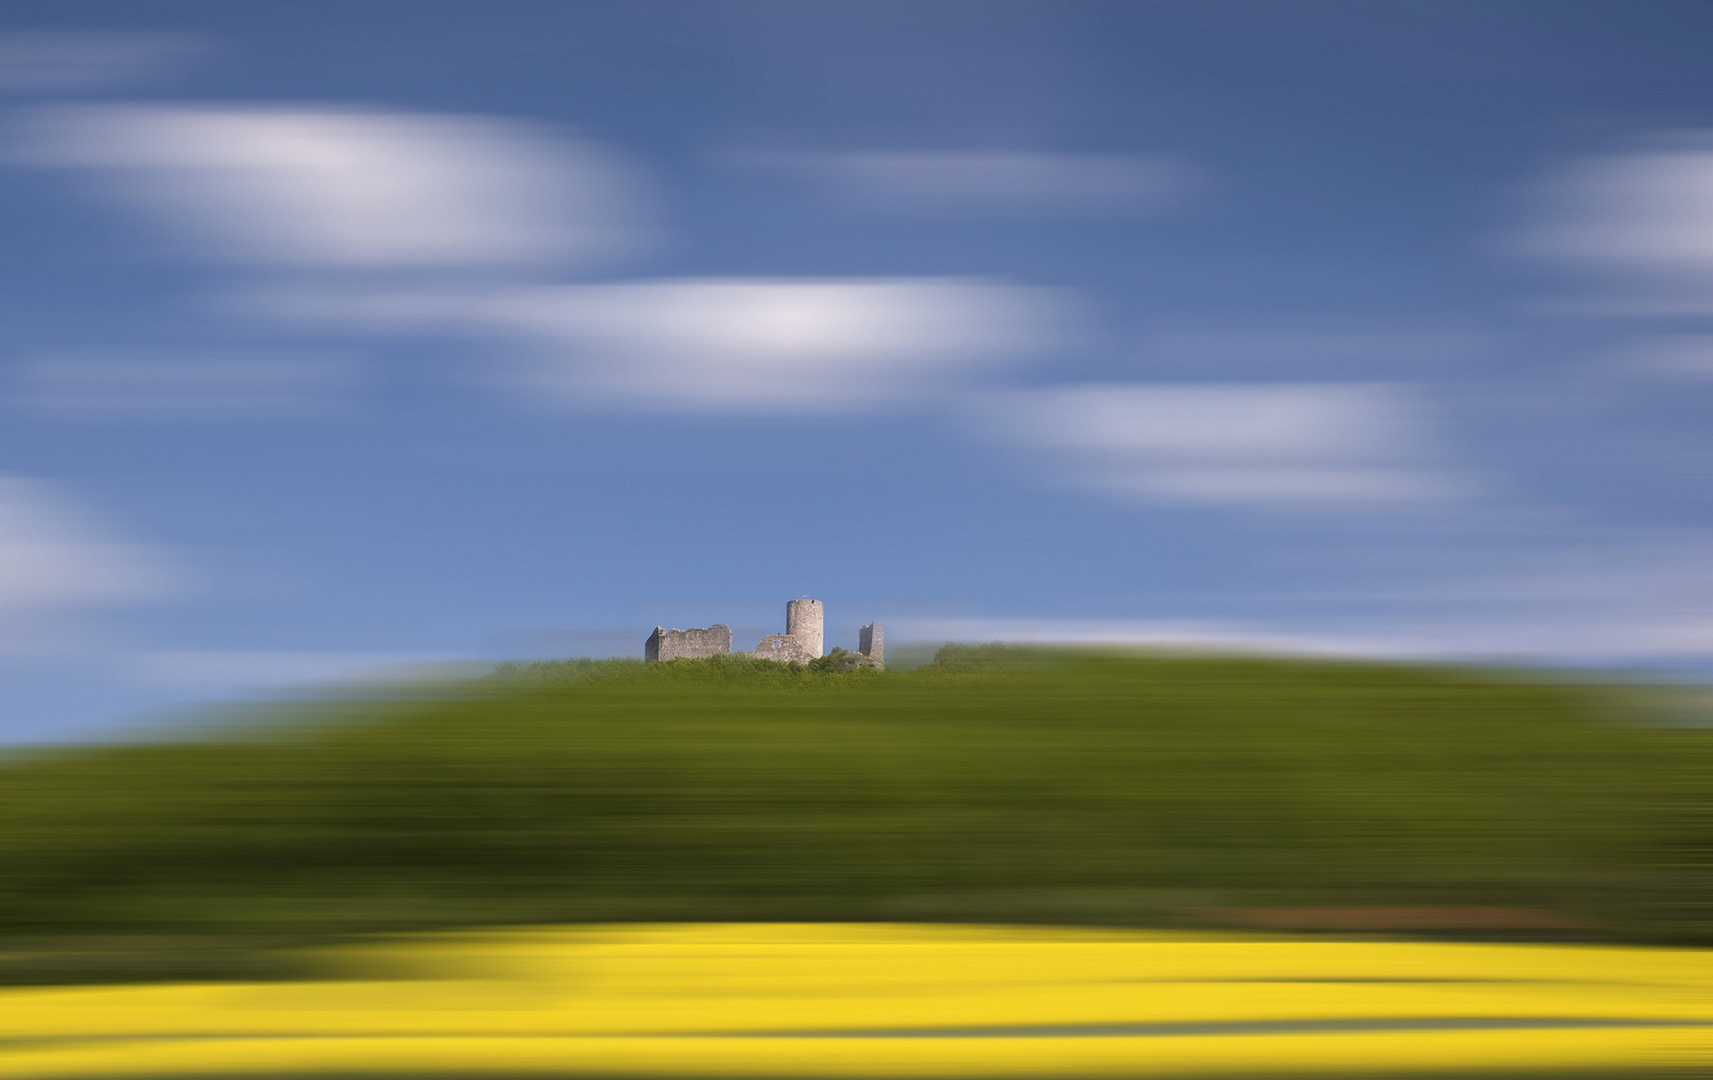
[484,278,1074,412]
[130,650,477,694]
[1518,133,1713,313]
[17,351,357,417]
[739,149,1200,215]
[901,538,1713,664]
[896,611,1713,666]
[0,478,175,609]
[0,32,207,92]
[259,277,1077,413]
[977,382,1455,506]
[895,617,1403,658]
[0,477,180,652]
[15,105,648,269]
[1418,538,1713,661]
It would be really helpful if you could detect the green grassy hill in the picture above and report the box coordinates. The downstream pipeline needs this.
[2,648,1710,977]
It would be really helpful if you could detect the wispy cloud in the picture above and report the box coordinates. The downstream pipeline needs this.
[897,611,1713,665]
[1515,132,1713,316]
[489,278,1076,413]
[130,650,476,694]
[18,103,1088,417]
[975,382,1457,506]
[16,351,358,418]
[737,149,1201,216]
[1139,330,1494,378]
[14,105,650,269]
[902,536,1713,664]
[894,617,1401,658]
[0,32,209,92]
[1615,333,1713,378]
[256,277,1080,414]
[1424,537,1713,663]
[0,476,181,653]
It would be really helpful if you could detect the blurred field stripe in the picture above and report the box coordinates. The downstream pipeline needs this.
[0,924,1707,1076]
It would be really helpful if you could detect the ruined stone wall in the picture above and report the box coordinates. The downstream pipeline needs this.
[751,633,819,665]
[645,623,732,662]
[859,621,884,669]
[642,599,871,668]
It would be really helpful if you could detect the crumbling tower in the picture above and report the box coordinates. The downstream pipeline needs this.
[859,621,884,668]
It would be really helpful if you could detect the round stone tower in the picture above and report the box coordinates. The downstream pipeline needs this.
[785,598,824,659]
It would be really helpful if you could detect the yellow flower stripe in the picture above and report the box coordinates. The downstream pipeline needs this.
[0,924,1707,1076]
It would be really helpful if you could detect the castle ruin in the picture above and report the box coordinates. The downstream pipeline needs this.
[751,598,824,664]
[645,598,882,669]
[642,622,731,662]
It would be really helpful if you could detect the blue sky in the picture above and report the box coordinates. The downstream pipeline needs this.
[0,1,1711,740]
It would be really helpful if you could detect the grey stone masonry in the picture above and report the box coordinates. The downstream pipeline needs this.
[750,598,824,664]
[859,621,884,669]
[786,598,823,659]
[645,623,732,662]
[643,599,880,667]
[751,632,818,664]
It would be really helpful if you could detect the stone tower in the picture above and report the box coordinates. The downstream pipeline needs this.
[748,598,825,663]
[786,597,824,659]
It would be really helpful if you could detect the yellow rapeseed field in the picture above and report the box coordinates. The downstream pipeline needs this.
[0,923,1708,1077]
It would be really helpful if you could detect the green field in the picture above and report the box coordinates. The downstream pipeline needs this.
[1,647,1711,980]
